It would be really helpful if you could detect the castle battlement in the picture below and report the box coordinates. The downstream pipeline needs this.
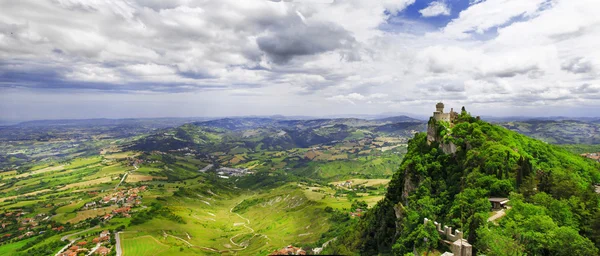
[424,218,463,242]
[424,218,472,256]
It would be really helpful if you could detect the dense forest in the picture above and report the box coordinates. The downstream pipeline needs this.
[325,110,600,255]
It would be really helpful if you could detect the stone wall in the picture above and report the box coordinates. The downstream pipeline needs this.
[423,218,472,256]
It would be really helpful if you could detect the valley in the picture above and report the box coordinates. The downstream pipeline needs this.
[0,116,420,255]
[1,113,599,255]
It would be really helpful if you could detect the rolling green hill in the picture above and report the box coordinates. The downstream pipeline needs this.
[499,120,600,144]
[327,111,600,255]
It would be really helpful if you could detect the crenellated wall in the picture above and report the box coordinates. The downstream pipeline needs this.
[424,218,463,241]
[424,218,472,256]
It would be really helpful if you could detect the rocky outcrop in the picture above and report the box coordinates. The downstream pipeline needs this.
[441,142,457,154]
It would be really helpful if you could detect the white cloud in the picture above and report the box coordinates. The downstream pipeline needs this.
[327,93,389,104]
[444,0,547,37]
[419,1,451,17]
[0,0,599,119]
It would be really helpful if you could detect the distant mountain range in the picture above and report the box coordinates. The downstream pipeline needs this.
[3,115,599,145]
[128,116,426,153]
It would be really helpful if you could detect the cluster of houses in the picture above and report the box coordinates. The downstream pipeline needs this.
[83,186,147,211]
[581,152,600,163]
[80,186,146,222]
[269,245,307,255]
[336,180,353,188]
[217,167,253,178]
[349,208,364,218]
[0,210,52,241]
[58,230,112,256]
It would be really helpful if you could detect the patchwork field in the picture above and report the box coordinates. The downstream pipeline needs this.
[126,174,168,182]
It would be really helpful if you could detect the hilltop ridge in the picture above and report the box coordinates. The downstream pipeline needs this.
[326,104,600,255]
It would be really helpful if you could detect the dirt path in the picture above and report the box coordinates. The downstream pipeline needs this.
[114,170,131,190]
[227,199,266,250]
[199,164,213,173]
[487,207,510,222]
[165,233,193,247]
[230,200,250,224]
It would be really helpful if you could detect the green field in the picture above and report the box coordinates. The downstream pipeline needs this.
[121,235,170,256]
[0,237,36,255]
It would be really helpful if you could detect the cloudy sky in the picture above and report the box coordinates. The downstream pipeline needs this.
[0,0,599,120]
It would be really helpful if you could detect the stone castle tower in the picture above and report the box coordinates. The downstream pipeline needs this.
[432,102,457,123]
[427,102,459,154]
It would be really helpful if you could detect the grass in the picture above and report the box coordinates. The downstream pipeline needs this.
[64,205,118,223]
[16,165,65,178]
[126,174,167,182]
[56,200,88,214]
[104,151,137,159]
[124,183,332,255]
[88,164,128,179]
[121,235,169,256]
[60,177,113,190]
[0,170,18,177]
[0,237,35,255]
[64,156,103,169]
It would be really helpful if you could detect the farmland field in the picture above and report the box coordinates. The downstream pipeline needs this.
[121,235,170,256]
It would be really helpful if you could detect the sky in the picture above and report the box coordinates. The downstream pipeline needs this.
[0,0,599,120]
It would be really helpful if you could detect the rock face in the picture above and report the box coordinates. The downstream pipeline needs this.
[441,141,457,154]
[426,120,438,145]
[427,119,457,154]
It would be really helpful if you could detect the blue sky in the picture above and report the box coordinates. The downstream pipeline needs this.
[393,0,472,28]
[0,0,599,120]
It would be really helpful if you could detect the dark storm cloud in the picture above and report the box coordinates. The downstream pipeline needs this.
[256,22,357,64]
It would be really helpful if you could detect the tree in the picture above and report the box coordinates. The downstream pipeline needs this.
[351,200,368,212]
[448,188,490,244]
[549,226,598,256]
[415,221,441,255]
[476,225,525,256]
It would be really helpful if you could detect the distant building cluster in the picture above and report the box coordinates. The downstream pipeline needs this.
[217,167,253,178]
[81,186,147,221]
[58,230,112,256]
[581,152,600,163]
[336,180,353,188]
[0,210,51,242]
[269,245,307,255]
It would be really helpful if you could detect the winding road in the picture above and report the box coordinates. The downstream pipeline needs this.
[198,164,213,173]
[60,226,100,242]
[115,232,122,256]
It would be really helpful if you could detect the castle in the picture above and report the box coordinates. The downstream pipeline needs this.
[432,102,458,123]
[427,102,459,154]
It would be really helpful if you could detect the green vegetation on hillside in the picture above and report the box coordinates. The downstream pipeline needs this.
[327,110,600,255]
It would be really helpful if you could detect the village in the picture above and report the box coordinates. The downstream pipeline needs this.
[0,210,52,242]
[216,167,254,179]
[581,152,600,163]
[82,185,148,222]
[57,229,114,256]
[0,184,148,251]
